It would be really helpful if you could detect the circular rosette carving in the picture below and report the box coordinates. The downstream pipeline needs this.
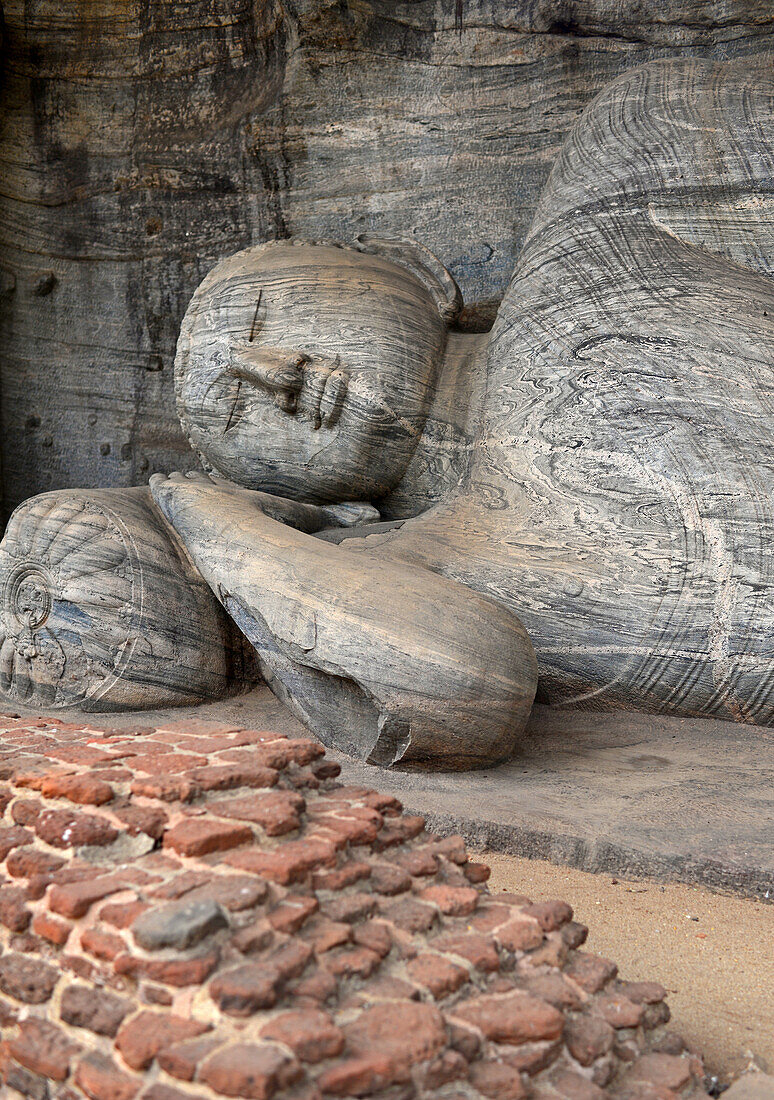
[0,491,143,707]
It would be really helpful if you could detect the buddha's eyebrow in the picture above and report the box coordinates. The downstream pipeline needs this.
[248,289,263,343]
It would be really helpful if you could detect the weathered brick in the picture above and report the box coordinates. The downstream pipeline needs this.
[163,817,253,857]
[344,1001,446,1075]
[115,1010,211,1070]
[0,824,33,858]
[317,1053,394,1096]
[214,790,305,835]
[261,1008,344,1062]
[225,836,338,885]
[131,898,228,951]
[60,984,130,1037]
[31,911,72,946]
[157,1034,224,1081]
[321,891,377,925]
[379,896,437,933]
[369,862,412,895]
[8,1017,81,1081]
[39,772,114,805]
[418,884,479,916]
[74,1052,140,1100]
[0,952,59,1003]
[0,885,31,931]
[35,808,119,848]
[594,992,645,1029]
[469,1060,526,1099]
[523,899,574,931]
[114,950,219,987]
[80,926,127,960]
[48,873,137,918]
[565,952,619,993]
[406,954,469,998]
[323,945,381,979]
[268,894,319,934]
[451,990,564,1044]
[6,846,64,878]
[199,1042,303,1099]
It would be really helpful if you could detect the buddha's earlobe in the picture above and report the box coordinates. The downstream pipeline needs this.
[351,234,463,326]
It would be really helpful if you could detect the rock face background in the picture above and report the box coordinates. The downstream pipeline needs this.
[1,0,773,524]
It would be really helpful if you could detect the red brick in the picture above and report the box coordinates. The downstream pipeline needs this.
[301,916,352,954]
[312,861,371,891]
[495,916,545,953]
[323,945,381,979]
[49,873,137,919]
[369,862,411,895]
[551,1069,608,1100]
[317,1053,394,1096]
[200,1042,303,1099]
[32,911,72,946]
[626,1053,695,1090]
[564,1014,615,1066]
[618,980,668,1004]
[157,1034,223,1081]
[8,1017,81,1081]
[0,952,59,1002]
[268,894,319,934]
[112,802,168,839]
[60,984,130,1037]
[130,775,199,802]
[224,836,337,885]
[80,926,127,961]
[99,898,148,928]
[464,861,492,883]
[316,806,383,845]
[320,891,377,924]
[10,798,44,825]
[523,899,573,932]
[0,886,30,931]
[392,848,438,876]
[187,762,279,792]
[261,1009,344,1063]
[345,1001,446,1076]
[418,884,479,916]
[164,817,253,857]
[451,990,564,1044]
[380,896,437,933]
[363,791,403,815]
[469,1061,526,1099]
[373,814,425,850]
[35,808,119,848]
[352,919,392,958]
[565,951,618,993]
[115,1010,210,1070]
[0,824,33,857]
[6,846,64,878]
[522,972,585,1010]
[74,1052,139,1100]
[114,950,218,987]
[594,992,644,1029]
[39,772,114,806]
[406,954,469,998]
[214,790,305,835]
[127,752,206,775]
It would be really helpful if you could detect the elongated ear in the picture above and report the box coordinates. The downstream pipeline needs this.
[352,235,463,325]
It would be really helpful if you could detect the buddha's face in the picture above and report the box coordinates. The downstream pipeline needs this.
[175,243,448,503]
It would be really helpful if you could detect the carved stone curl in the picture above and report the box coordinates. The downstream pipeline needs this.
[0,488,250,710]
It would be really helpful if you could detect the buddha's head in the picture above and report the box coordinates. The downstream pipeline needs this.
[175,237,460,503]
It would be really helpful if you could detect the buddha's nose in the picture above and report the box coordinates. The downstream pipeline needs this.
[228,346,308,413]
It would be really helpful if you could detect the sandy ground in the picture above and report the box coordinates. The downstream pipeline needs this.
[482,853,773,1084]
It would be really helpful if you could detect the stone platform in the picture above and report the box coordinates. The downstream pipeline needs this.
[13,687,772,901]
[0,709,707,1099]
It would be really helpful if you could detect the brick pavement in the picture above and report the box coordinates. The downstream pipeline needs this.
[0,713,709,1100]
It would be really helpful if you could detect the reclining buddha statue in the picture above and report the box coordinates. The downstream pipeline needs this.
[1,57,772,768]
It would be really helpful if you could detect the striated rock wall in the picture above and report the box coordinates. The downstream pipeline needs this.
[1,1,773,521]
